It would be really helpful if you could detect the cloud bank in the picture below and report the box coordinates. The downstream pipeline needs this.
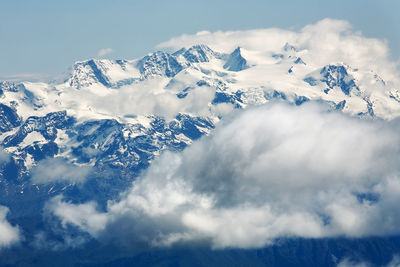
[91,81,215,120]
[0,206,21,248]
[47,102,400,249]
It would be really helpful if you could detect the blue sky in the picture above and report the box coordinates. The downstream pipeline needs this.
[1,0,399,78]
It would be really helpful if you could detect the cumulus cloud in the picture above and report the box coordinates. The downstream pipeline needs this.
[31,157,91,184]
[46,102,400,249]
[97,48,114,57]
[157,18,399,83]
[0,206,21,248]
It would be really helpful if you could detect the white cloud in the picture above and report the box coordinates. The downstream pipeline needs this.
[0,206,21,248]
[58,73,216,121]
[31,157,91,184]
[46,102,400,249]
[91,80,215,120]
[157,27,296,55]
[97,48,114,58]
[45,196,107,237]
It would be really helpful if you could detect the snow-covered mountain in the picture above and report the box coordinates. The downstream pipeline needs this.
[0,43,399,195]
[1,41,400,265]
[0,43,399,196]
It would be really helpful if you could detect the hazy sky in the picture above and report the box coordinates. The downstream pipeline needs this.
[1,0,399,78]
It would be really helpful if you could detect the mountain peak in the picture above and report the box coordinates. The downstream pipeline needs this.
[173,44,217,63]
[0,81,26,93]
[223,47,249,72]
[68,59,111,89]
[294,57,306,65]
[283,42,298,52]
[304,64,359,95]
[137,51,183,78]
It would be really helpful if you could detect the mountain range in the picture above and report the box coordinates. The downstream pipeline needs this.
[1,42,400,266]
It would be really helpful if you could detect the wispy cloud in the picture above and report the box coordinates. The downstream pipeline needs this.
[0,73,55,82]
[97,48,114,58]
[31,158,91,184]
